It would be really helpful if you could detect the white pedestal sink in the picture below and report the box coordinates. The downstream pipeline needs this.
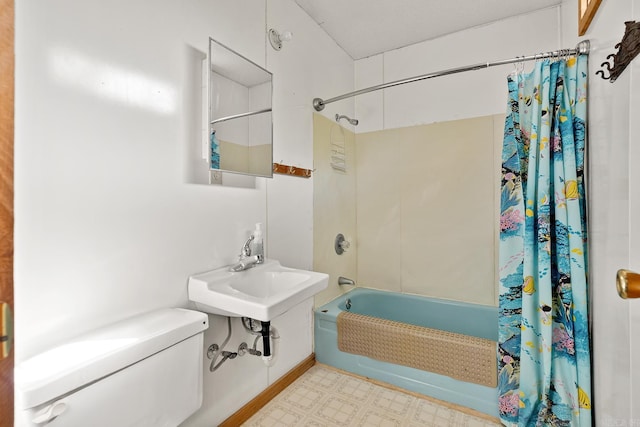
[188,259,328,321]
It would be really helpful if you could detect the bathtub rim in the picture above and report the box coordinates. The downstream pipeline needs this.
[315,286,498,340]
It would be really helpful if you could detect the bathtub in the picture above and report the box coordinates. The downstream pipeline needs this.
[314,287,499,417]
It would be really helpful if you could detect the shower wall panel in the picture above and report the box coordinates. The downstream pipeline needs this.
[355,114,503,306]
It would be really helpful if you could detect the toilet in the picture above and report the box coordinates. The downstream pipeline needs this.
[15,308,209,427]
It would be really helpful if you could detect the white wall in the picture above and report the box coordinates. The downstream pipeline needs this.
[14,0,352,425]
[355,7,562,132]
[266,0,354,271]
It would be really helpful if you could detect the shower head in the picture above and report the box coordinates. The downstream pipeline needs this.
[335,114,358,126]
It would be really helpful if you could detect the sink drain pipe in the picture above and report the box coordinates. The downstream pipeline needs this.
[242,317,278,366]
[261,321,272,363]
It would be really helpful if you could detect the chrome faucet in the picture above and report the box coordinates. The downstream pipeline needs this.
[241,235,254,258]
[229,235,263,272]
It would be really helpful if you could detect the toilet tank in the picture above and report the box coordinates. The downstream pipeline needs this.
[15,308,209,427]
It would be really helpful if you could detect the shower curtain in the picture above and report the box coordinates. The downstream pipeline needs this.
[498,55,591,426]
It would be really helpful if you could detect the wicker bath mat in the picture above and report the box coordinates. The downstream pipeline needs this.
[336,311,497,388]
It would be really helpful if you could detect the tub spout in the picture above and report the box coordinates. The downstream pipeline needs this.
[338,276,355,286]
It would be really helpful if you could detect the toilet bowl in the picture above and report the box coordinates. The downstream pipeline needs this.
[15,308,208,426]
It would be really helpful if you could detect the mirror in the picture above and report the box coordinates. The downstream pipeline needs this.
[209,38,273,178]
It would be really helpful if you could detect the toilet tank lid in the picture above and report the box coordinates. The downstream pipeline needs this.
[15,308,209,409]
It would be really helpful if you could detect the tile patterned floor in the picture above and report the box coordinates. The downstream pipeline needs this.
[242,365,501,427]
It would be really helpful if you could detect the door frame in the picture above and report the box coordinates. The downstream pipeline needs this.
[0,0,15,425]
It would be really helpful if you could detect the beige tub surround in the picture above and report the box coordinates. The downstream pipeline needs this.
[355,114,504,306]
[313,113,357,307]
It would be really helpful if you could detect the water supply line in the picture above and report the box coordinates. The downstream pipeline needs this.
[241,318,267,356]
[206,317,280,372]
[207,317,236,372]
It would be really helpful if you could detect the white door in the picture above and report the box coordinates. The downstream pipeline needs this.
[628,19,640,420]
[627,172,640,421]
[630,116,640,424]
[616,269,640,420]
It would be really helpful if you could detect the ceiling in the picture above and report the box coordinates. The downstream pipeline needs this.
[294,0,562,60]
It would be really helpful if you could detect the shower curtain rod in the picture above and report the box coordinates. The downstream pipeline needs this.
[312,40,590,111]
[210,107,272,125]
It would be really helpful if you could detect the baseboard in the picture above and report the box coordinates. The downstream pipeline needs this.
[218,354,316,427]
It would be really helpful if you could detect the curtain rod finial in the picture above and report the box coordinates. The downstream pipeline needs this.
[576,40,590,55]
[313,98,325,111]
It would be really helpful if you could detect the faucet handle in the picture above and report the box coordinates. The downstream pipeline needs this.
[241,235,255,257]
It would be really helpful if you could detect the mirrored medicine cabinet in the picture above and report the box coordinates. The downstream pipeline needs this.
[208,37,273,178]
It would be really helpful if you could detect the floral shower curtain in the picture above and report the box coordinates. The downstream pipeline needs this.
[498,55,592,426]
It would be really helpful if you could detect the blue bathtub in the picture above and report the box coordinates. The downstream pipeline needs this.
[314,287,499,417]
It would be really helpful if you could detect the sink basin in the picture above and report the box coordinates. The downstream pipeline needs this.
[188,259,329,321]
